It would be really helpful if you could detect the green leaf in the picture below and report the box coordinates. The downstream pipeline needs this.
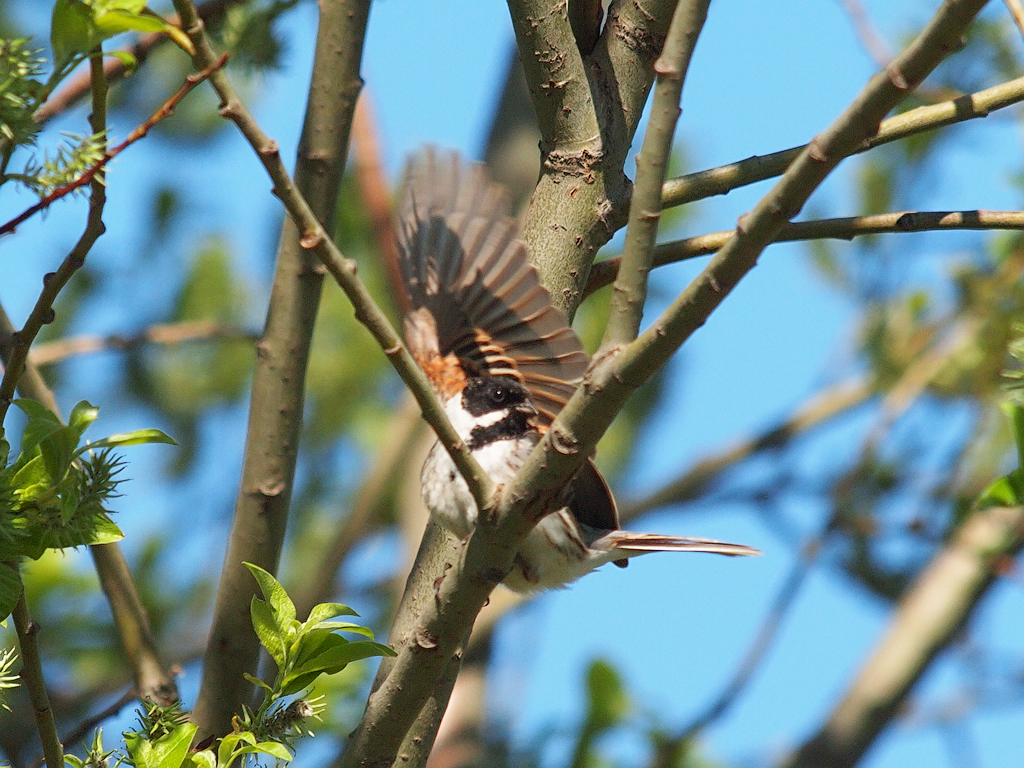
[242,672,273,692]
[250,597,286,668]
[94,10,167,36]
[217,731,255,768]
[11,455,51,503]
[126,722,196,768]
[73,429,177,457]
[305,601,359,625]
[50,0,97,72]
[13,399,61,426]
[244,562,295,624]
[20,511,123,560]
[233,743,293,762]
[978,472,1024,509]
[584,659,629,732]
[186,750,216,768]
[68,400,99,437]
[282,639,393,693]
[108,0,148,13]
[107,49,137,71]
[0,564,21,623]
[37,425,80,485]
[1003,401,1024,472]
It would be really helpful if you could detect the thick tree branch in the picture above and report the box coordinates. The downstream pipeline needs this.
[602,0,711,347]
[661,73,1024,209]
[586,209,1024,296]
[336,6,988,764]
[787,504,1024,768]
[507,0,600,153]
[176,0,380,737]
[510,0,991,554]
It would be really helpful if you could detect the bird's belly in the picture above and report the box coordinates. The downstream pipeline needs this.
[421,437,533,540]
[504,509,619,592]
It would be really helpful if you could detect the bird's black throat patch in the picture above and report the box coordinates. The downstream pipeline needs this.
[467,409,533,450]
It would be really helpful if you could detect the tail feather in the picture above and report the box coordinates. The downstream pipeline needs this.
[597,531,761,558]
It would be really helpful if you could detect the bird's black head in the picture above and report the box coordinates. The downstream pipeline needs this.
[461,376,532,417]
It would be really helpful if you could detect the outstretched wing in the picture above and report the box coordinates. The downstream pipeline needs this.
[395,148,588,423]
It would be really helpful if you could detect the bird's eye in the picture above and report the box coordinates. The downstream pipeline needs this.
[491,387,506,404]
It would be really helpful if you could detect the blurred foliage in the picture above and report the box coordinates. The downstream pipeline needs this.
[125,239,253,473]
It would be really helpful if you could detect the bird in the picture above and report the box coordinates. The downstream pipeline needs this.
[395,148,759,592]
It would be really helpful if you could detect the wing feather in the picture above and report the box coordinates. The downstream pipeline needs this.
[396,148,588,415]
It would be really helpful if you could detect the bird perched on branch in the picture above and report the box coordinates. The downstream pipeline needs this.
[395,149,759,592]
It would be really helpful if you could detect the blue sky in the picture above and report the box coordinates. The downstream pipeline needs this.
[3,1,1024,767]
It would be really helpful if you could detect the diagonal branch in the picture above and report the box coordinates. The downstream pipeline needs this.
[337,3,990,765]
[786,504,1024,768]
[173,0,384,737]
[585,209,1024,296]
[621,378,873,521]
[0,56,226,239]
[661,73,1024,209]
[602,0,711,347]
[512,0,991,544]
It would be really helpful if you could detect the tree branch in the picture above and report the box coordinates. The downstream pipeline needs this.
[622,378,873,520]
[33,0,242,125]
[786,504,1024,768]
[602,0,711,347]
[0,63,181,714]
[173,0,379,737]
[585,209,1024,296]
[510,0,991,560]
[661,72,1024,209]
[12,582,62,768]
[0,57,225,239]
[26,321,256,366]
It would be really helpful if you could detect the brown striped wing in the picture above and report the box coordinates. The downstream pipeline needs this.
[396,148,588,423]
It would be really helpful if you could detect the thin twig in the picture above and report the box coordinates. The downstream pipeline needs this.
[585,209,1024,296]
[54,688,137,761]
[1003,0,1024,41]
[601,0,711,347]
[837,0,895,68]
[34,0,241,125]
[661,73,1024,209]
[622,378,873,520]
[0,55,228,239]
[13,582,63,768]
[27,320,256,366]
[674,536,824,743]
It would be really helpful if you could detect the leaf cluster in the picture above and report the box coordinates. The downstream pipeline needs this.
[243,562,394,722]
[0,399,174,617]
[74,567,392,768]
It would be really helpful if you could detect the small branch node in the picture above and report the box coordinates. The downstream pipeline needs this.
[886,64,909,90]
[299,230,324,249]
